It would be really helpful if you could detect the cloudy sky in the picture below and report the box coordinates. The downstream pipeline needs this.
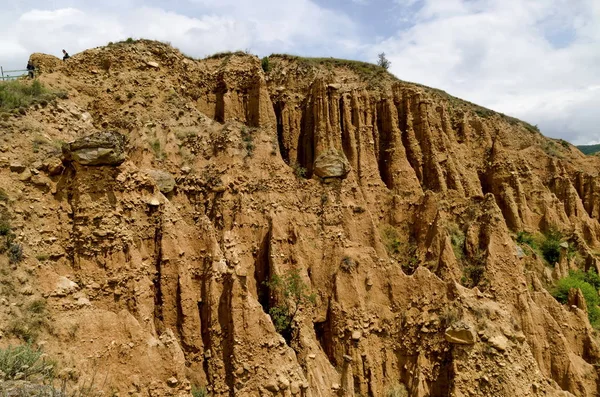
[1,0,599,144]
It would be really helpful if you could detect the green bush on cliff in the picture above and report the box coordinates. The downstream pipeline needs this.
[541,228,562,265]
[265,268,316,342]
[552,271,600,327]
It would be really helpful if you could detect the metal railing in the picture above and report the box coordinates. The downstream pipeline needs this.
[0,67,29,81]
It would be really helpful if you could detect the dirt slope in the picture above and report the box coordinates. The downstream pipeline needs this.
[0,39,599,396]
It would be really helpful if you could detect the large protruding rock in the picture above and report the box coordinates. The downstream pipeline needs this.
[62,131,126,166]
[445,322,477,345]
[313,149,351,179]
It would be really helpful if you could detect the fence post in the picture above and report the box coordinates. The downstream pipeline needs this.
[0,66,4,81]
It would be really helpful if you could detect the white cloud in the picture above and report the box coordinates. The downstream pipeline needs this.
[0,0,597,143]
[0,1,360,69]
[374,0,600,144]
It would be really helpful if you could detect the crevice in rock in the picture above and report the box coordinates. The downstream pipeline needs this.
[314,305,336,367]
[218,274,236,397]
[215,80,226,123]
[297,99,315,178]
[274,101,289,164]
[152,217,164,334]
[199,258,212,384]
[478,171,492,195]
[375,101,393,189]
[340,97,352,161]
[176,276,184,342]
[246,78,261,127]
[429,352,453,397]
[397,98,424,185]
[361,354,373,397]
[254,229,271,313]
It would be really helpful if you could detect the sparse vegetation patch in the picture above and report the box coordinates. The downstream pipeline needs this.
[0,80,65,114]
[0,344,55,381]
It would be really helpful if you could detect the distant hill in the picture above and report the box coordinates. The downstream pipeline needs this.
[577,144,600,155]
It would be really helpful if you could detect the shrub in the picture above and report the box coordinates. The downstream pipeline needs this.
[552,273,600,327]
[541,229,562,265]
[0,344,55,380]
[381,225,401,255]
[447,224,465,260]
[340,256,356,273]
[28,299,47,315]
[291,162,307,179]
[516,231,535,248]
[0,217,10,236]
[265,268,316,342]
[386,383,408,397]
[191,385,209,397]
[8,242,23,264]
[36,253,49,262]
[150,139,164,159]
[241,127,255,157]
[261,57,270,73]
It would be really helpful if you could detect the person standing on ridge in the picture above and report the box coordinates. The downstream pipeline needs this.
[26,61,35,79]
[62,49,70,61]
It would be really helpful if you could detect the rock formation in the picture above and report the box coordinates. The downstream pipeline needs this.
[0,40,598,396]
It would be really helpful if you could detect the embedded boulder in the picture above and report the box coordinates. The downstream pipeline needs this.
[62,131,126,166]
[444,322,477,345]
[145,169,176,194]
[313,149,350,179]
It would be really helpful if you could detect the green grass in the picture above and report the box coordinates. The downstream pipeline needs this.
[516,231,536,248]
[0,344,55,380]
[577,144,600,155]
[269,54,393,81]
[0,80,64,113]
[192,385,209,397]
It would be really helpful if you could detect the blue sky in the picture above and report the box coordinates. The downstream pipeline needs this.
[1,0,599,144]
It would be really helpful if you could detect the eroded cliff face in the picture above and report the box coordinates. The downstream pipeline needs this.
[1,40,599,396]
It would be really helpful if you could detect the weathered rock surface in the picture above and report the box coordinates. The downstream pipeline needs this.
[445,322,477,344]
[144,169,176,194]
[0,40,598,397]
[62,131,126,165]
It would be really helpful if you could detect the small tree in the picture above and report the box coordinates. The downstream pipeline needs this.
[265,268,316,342]
[377,52,390,70]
